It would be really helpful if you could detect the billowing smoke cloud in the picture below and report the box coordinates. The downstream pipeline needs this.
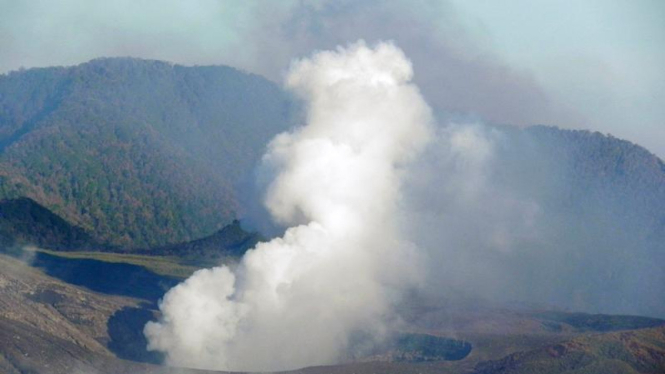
[239,0,582,130]
[144,41,433,371]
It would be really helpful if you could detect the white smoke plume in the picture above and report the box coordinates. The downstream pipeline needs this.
[144,41,433,371]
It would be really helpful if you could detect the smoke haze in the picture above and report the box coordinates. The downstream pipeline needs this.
[144,39,665,371]
[1,1,663,372]
[144,41,433,371]
[403,123,665,317]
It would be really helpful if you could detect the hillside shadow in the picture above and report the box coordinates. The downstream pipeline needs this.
[107,306,165,364]
[29,251,178,304]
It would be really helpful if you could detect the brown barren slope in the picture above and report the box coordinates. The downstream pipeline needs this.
[0,254,226,374]
[473,325,665,374]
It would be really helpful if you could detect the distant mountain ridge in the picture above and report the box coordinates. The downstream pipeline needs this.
[451,125,665,317]
[506,125,665,246]
[0,197,258,266]
[0,58,294,248]
[473,325,665,374]
[1,57,663,255]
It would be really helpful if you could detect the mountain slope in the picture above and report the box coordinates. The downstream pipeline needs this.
[3,246,665,374]
[0,253,136,372]
[0,253,235,374]
[473,326,665,374]
[0,197,99,250]
[0,58,294,248]
[521,126,665,235]
[2,58,663,259]
[412,123,665,317]
[507,127,665,316]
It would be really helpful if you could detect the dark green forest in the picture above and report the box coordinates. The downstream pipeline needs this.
[0,58,294,248]
[1,58,663,253]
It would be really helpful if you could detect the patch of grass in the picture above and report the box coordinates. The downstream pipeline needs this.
[534,311,665,332]
[461,332,572,363]
[31,248,200,279]
[394,333,472,361]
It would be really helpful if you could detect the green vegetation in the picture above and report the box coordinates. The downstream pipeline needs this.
[0,196,258,282]
[394,333,472,361]
[31,248,199,279]
[473,326,665,374]
[0,197,98,250]
[535,311,665,333]
[1,58,663,257]
[0,58,295,248]
[521,125,665,241]
[26,218,261,278]
[141,219,262,266]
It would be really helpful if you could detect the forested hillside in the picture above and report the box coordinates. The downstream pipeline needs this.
[492,126,665,315]
[511,125,665,245]
[1,58,663,255]
[0,197,97,250]
[0,58,294,248]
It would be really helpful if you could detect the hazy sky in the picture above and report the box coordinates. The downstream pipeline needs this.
[450,0,665,158]
[1,0,663,157]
